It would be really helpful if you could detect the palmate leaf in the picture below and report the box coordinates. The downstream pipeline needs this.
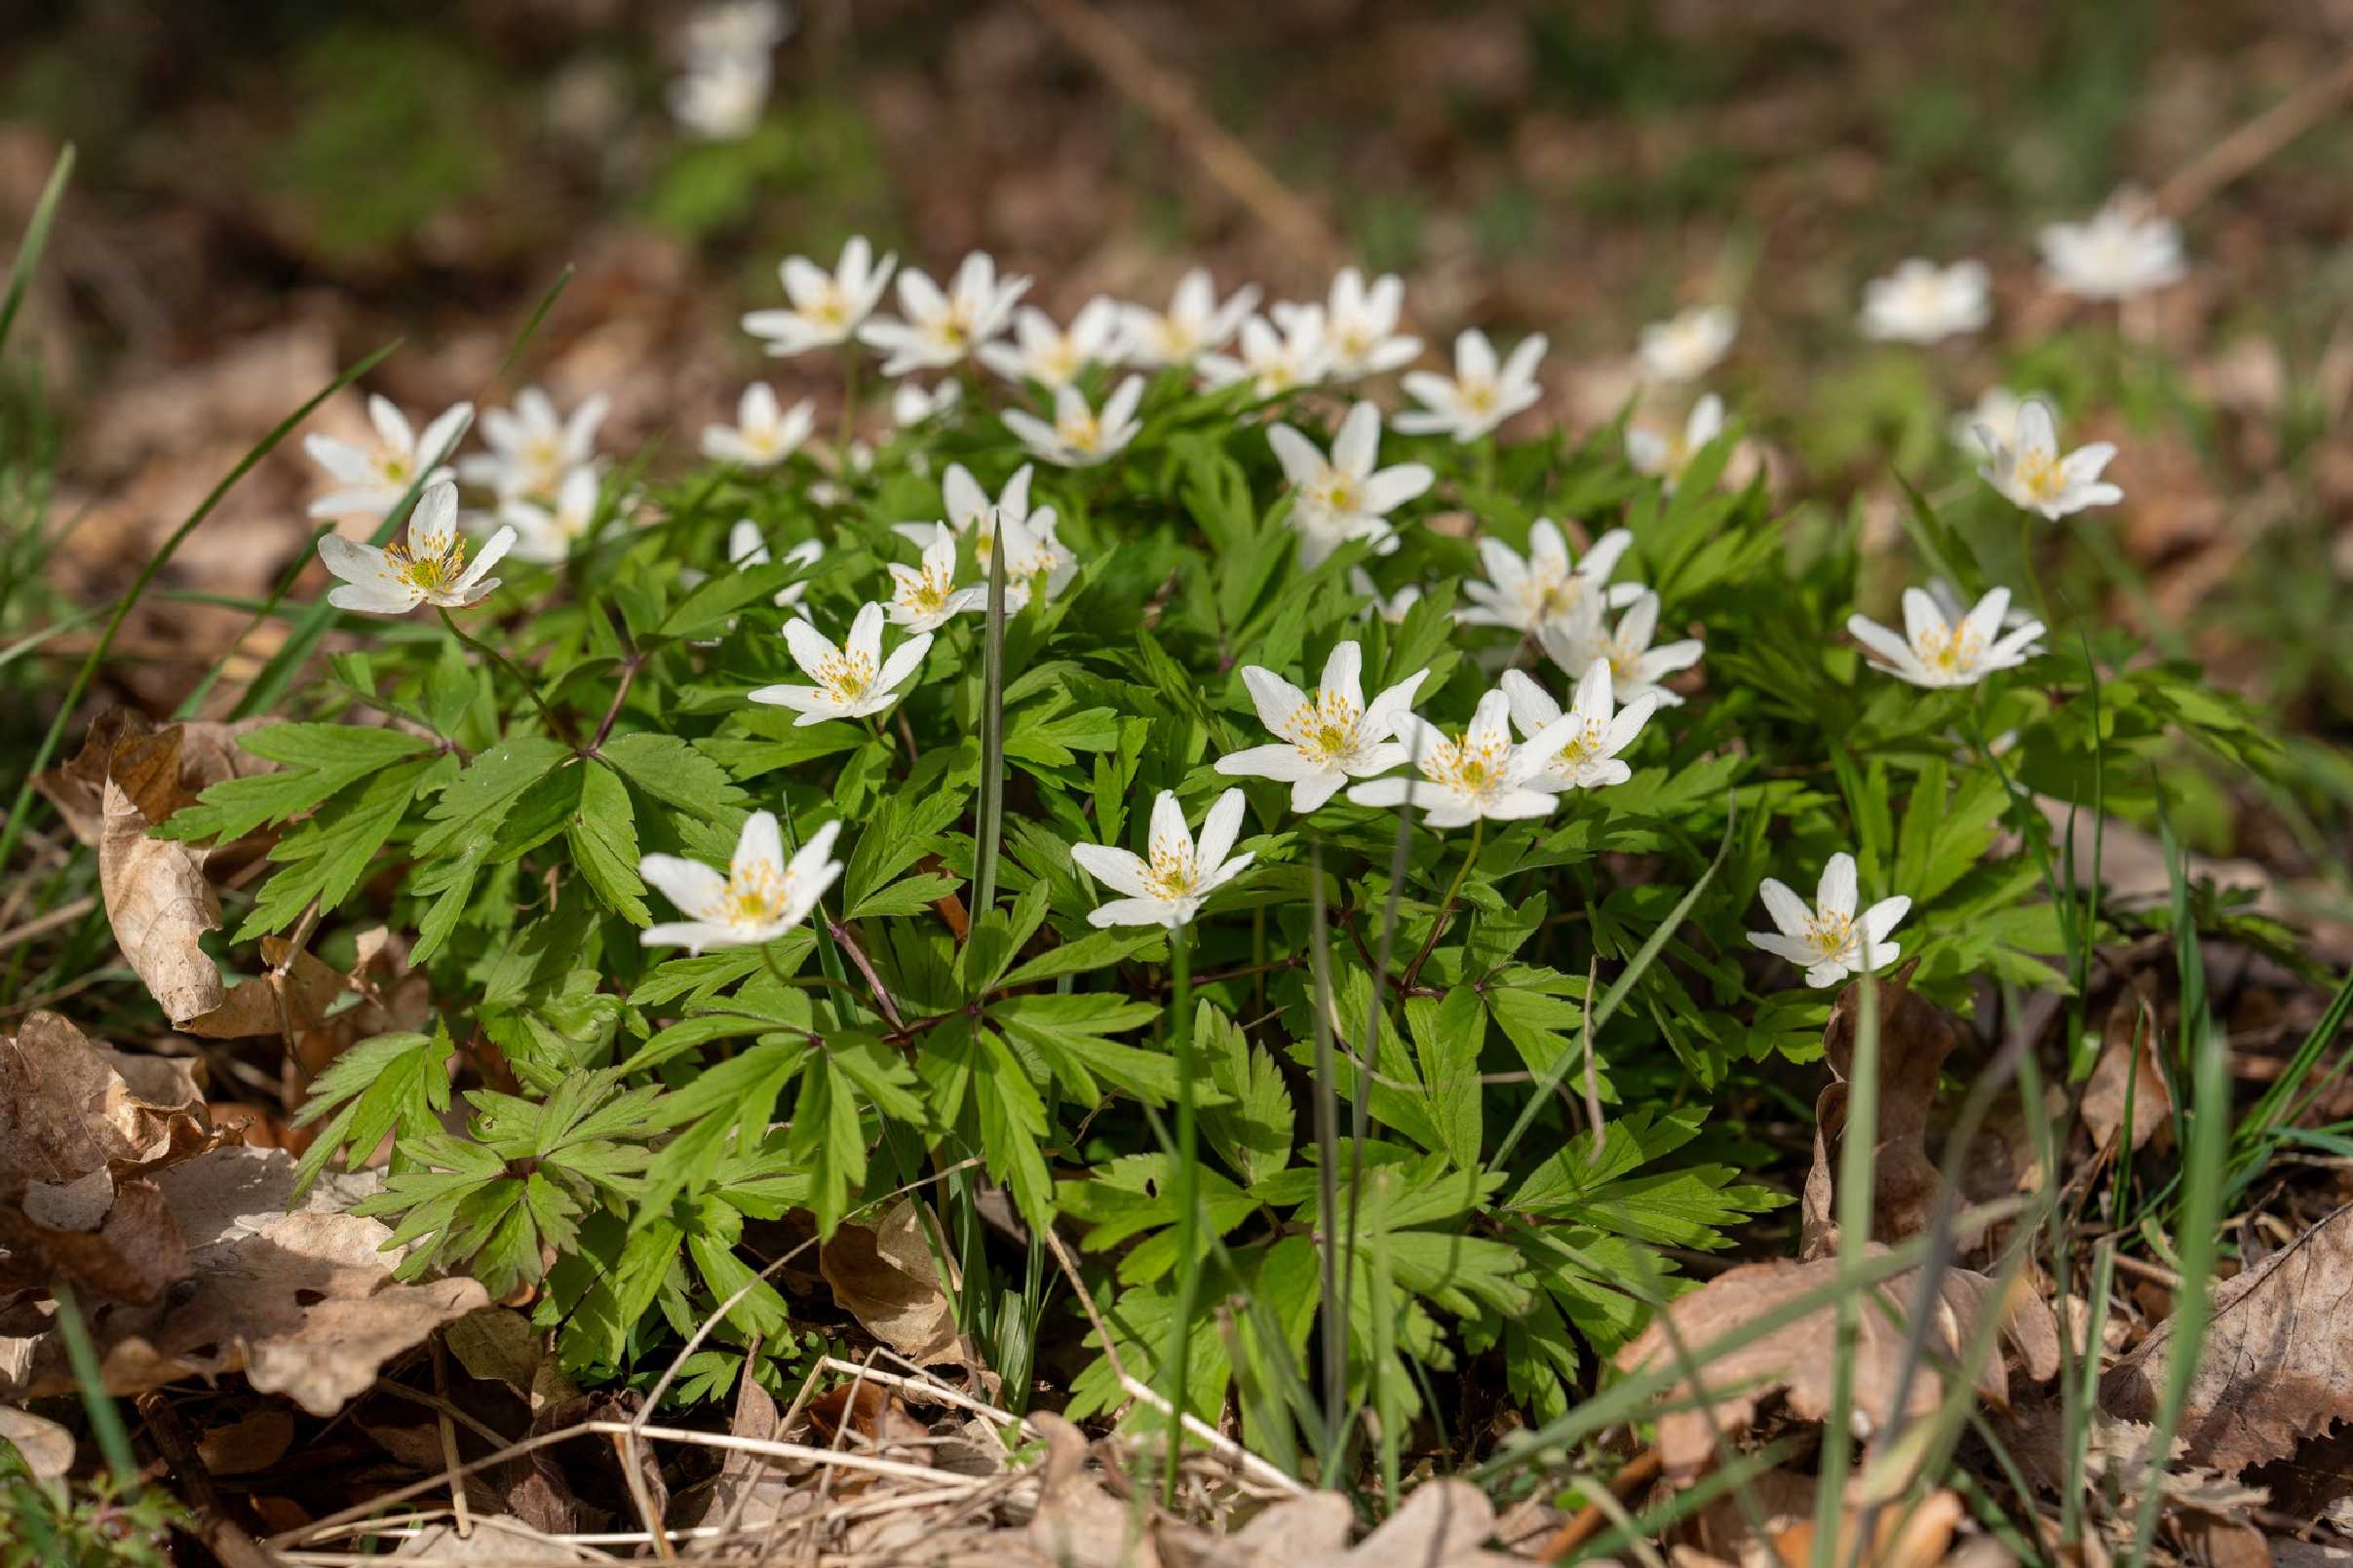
[160,723,438,843]
[567,760,648,925]
[289,1024,456,1193]
[235,753,444,937]
[412,735,573,859]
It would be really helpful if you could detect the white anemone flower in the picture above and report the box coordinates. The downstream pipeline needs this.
[669,54,770,139]
[1215,641,1428,813]
[1860,259,1991,344]
[701,384,816,468]
[461,388,607,502]
[978,298,1121,390]
[2039,203,2185,300]
[500,467,604,565]
[722,521,824,614]
[1538,591,1703,708]
[750,602,932,726]
[1625,394,1726,493]
[1345,688,1586,828]
[886,533,986,632]
[1949,387,2049,458]
[1268,402,1434,566]
[892,462,1031,555]
[891,380,961,427]
[1279,268,1417,380]
[1926,578,2044,655]
[318,480,514,616]
[1395,329,1545,443]
[1499,661,1655,791]
[743,237,897,358]
[1350,568,1423,624]
[857,251,1030,375]
[1461,520,1641,634]
[1199,307,1331,399]
[304,396,473,520]
[1002,375,1144,468]
[1747,853,1909,989]
[990,502,1079,611]
[1071,787,1254,930]
[640,812,841,955]
[1976,399,2121,519]
[1118,269,1258,367]
[1637,306,1737,383]
[1848,586,2045,689]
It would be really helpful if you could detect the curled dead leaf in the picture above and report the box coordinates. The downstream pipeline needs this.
[0,1011,212,1185]
[0,1405,75,1483]
[0,1145,483,1416]
[1616,1248,2061,1485]
[1802,964,1966,1261]
[819,1198,967,1366]
[2080,990,2172,1156]
[31,707,270,851]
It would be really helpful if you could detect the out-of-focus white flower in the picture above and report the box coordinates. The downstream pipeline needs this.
[858,252,1030,375]
[1119,269,1258,367]
[1848,585,2045,689]
[1350,568,1423,624]
[977,298,1121,390]
[892,380,961,427]
[499,467,604,565]
[318,480,513,616]
[2039,203,2185,300]
[1925,577,2043,654]
[712,521,823,617]
[669,54,770,139]
[990,501,1079,610]
[1267,402,1433,566]
[640,811,840,956]
[1198,308,1330,399]
[1395,329,1545,442]
[1216,641,1427,814]
[1499,661,1655,792]
[1976,399,2121,519]
[1747,853,1909,989]
[304,396,473,520]
[1279,268,1417,380]
[1345,688,1582,829]
[1637,306,1737,383]
[1538,591,1703,708]
[1072,788,1254,930]
[885,533,985,632]
[461,388,607,502]
[1460,520,1640,634]
[1002,375,1144,467]
[1625,393,1726,493]
[681,0,790,63]
[750,601,932,726]
[1861,259,1991,344]
[892,462,1075,607]
[701,383,816,467]
[743,237,897,358]
[1949,387,2048,457]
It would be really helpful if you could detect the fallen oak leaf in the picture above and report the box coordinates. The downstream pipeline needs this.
[2102,1201,2353,1474]
[30,707,272,851]
[0,1011,212,1185]
[819,1198,969,1366]
[0,1407,74,1484]
[1616,1247,2061,1485]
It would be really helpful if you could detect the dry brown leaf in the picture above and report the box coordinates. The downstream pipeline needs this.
[0,1145,484,1415]
[0,1011,212,1186]
[446,1306,575,1415]
[0,1175,191,1303]
[30,708,268,851]
[1617,1248,2062,1484]
[1679,1472,1965,1568]
[2102,1201,2353,1474]
[1802,965,1965,1262]
[196,1406,296,1475]
[392,1519,599,1561]
[0,1406,74,1483]
[1300,1477,1509,1567]
[820,1198,966,1365]
[2080,992,2172,1156]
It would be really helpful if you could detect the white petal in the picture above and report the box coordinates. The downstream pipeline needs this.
[1192,787,1248,876]
[1071,844,1153,899]
[1817,854,1859,920]
[641,855,729,922]
[1756,878,1812,938]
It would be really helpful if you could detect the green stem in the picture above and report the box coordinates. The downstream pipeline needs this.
[1161,922,1198,1505]
[839,349,862,473]
[52,1282,139,1486]
[1402,816,1484,987]
[439,607,566,740]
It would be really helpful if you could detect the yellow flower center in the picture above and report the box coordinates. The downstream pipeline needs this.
[1429,729,1511,798]
[721,860,792,926]
[1143,836,1197,900]
[386,531,469,594]
[898,563,952,617]
[1284,691,1363,764]
[1805,910,1855,961]
[1912,621,1984,674]
[1555,721,1604,769]
[2015,447,2066,502]
[1063,413,1101,452]
[1461,382,1498,416]
[1317,475,1362,515]
[381,455,410,482]
[814,649,876,706]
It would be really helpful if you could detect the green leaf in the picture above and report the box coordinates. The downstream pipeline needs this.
[991,992,1174,1107]
[234,755,438,938]
[160,723,435,843]
[600,732,750,821]
[1196,1001,1292,1186]
[840,784,969,914]
[568,761,649,925]
[289,1025,455,1194]
[413,735,573,860]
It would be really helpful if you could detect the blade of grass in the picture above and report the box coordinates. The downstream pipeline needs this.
[1159,927,1198,1504]
[1490,793,1735,1171]
[0,143,71,359]
[1812,972,1878,1568]
[50,1281,136,1487]
[0,343,395,884]
[972,521,1007,924]
[228,266,574,720]
[1307,842,1346,1478]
